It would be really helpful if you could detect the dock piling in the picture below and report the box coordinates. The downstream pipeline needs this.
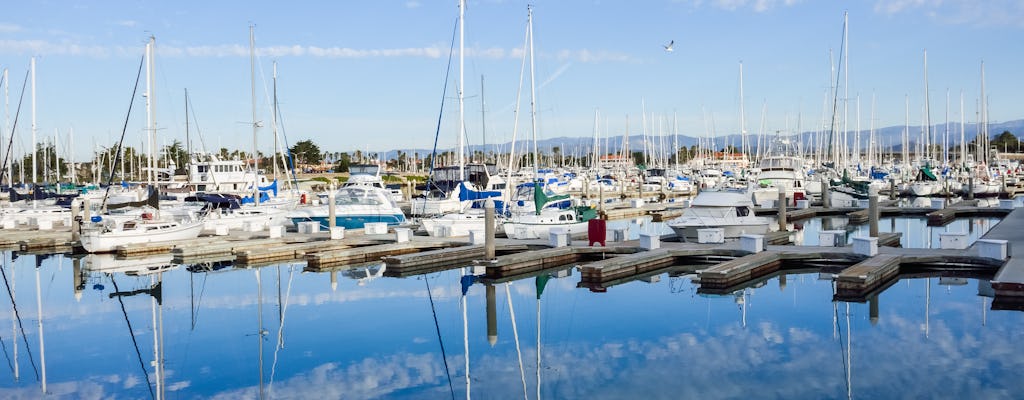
[777,190,787,231]
[70,199,80,242]
[328,184,337,230]
[485,199,495,260]
[869,195,879,238]
[822,177,831,208]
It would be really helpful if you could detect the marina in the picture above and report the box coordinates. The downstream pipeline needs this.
[2,1,1024,398]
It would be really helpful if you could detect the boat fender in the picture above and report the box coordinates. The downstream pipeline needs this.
[90,216,102,223]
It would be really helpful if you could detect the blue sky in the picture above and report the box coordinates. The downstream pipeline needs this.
[1,0,1022,162]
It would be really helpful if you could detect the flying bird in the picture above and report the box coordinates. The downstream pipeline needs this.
[663,40,674,52]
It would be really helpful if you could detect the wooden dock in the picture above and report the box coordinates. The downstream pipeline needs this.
[834,254,902,301]
[987,207,1024,305]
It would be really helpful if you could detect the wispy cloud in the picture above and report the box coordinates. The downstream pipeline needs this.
[0,39,112,57]
[680,0,803,13]
[539,63,571,89]
[0,39,636,63]
[873,0,1024,27]
[116,20,139,28]
[0,23,21,33]
[405,1,421,8]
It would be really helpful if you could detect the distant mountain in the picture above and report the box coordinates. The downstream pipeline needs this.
[378,119,1024,160]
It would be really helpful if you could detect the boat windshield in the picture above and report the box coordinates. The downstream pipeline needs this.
[686,206,734,218]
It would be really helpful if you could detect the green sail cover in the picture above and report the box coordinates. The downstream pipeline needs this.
[533,183,570,215]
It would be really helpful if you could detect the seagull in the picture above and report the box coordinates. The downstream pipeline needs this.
[663,40,674,52]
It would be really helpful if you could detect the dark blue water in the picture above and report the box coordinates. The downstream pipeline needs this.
[0,219,1020,398]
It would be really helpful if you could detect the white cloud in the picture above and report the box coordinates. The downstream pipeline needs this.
[679,0,803,12]
[0,23,21,33]
[873,0,1024,27]
[116,20,138,28]
[0,39,635,63]
[406,1,422,8]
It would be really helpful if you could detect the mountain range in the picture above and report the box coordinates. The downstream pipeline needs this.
[381,119,1024,160]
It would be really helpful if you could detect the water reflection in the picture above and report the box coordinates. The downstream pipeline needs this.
[0,243,1020,399]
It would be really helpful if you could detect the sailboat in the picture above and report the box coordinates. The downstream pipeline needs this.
[79,38,204,253]
[499,7,597,240]
[411,0,503,218]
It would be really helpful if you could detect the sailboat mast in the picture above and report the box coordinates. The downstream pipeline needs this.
[2,67,7,185]
[271,62,281,185]
[739,61,746,158]
[30,56,36,186]
[923,50,931,163]
[480,75,486,162]
[145,38,156,187]
[527,5,539,179]
[249,26,261,206]
[458,0,465,180]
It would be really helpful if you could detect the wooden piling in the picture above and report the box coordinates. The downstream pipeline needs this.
[777,190,787,231]
[485,199,495,260]
[869,195,879,238]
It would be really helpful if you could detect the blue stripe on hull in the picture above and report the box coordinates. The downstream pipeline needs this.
[290,214,405,230]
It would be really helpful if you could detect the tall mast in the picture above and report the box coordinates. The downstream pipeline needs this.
[960,90,965,168]
[3,67,7,185]
[271,62,281,184]
[739,61,746,158]
[250,25,260,205]
[842,11,849,169]
[923,50,931,163]
[527,5,539,179]
[980,61,987,164]
[480,75,486,162]
[458,0,465,180]
[145,37,156,186]
[31,57,36,185]
[69,127,75,185]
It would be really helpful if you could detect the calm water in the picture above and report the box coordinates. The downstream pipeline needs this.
[0,216,1020,399]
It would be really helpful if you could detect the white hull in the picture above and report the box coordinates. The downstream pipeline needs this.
[80,220,204,253]
[669,222,769,242]
[420,213,502,237]
[409,197,462,216]
[203,207,291,231]
[503,220,588,240]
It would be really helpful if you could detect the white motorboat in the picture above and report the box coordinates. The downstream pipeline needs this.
[667,189,770,242]
[289,185,406,229]
[80,214,204,253]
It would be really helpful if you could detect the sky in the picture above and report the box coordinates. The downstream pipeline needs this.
[1,0,1023,162]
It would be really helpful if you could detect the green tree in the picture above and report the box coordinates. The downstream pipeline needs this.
[334,152,351,173]
[289,140,322,166]
[162,140,189,174]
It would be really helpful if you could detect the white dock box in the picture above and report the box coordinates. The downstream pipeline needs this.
[640,233,660,250]
[740,234,764,253]
[364,222,388,235]
[939,232,968,250]
[818,230,846,247]
[549,228,570,247]
[852,236,878,256]
[697,228,725,244]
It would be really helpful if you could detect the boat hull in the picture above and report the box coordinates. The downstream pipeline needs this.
[80,221,204,253]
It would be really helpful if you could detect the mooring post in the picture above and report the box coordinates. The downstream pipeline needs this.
[889,178,897,200]
[777,190,787,231]
[485,199,495,260]
[822,177,831,208]
[967,176,975,200]
[869,194,879,238]
[869,295,879,326]
[328,183,337,230]
[486,284,497,346]
[83,197,91,223]
[598,180,605,214]
[70,199,81,242]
